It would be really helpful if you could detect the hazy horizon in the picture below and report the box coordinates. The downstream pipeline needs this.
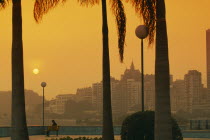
[0,0,210,99]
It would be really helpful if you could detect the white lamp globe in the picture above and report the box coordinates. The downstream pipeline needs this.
[41,82,47,87]
[135,25,149,39]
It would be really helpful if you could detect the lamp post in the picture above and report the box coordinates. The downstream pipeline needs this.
[135,25,149,112]
[41,82,47,127]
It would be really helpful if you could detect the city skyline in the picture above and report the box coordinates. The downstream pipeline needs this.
[0,62,209,100]
[0,64,205,101]
[0,65,209,127]
[0,0,210,99]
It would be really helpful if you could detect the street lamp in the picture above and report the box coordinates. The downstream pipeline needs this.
[41,82,47,127]
[135,25,149,112]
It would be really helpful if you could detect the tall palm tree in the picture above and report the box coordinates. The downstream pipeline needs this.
[128,0,172,139]
[33,0,126,139]
[11,0,29,139]
[154,0,172,139]
[0,0,29,139]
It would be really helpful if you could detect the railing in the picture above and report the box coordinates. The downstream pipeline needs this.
[1,125,210,138]
[190,120,210,130]
[0,126,121,137]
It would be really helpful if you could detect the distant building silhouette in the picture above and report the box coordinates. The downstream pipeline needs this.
[92,77,122,116]
[76,87,92,103]
[92,62,157,114]
[184,70,202,113]
[92,82,102,114]
[207,29,210,93]
[49,94,76,114]
[120,62,141,113]
[43,59,210,119]
[92,62,143,115]
[144,74,155,111]
[171,79,185,113]
[121,61,141,81]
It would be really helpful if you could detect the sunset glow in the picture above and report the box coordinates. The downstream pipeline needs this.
[0,0,209,99]
[33,68,39,75]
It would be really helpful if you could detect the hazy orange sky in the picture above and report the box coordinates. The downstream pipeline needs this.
[0,0,210,99]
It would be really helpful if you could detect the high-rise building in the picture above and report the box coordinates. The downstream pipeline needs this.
[92,82,102,114]
[120,62,141,112]
[126,79,141,110]
[144,74,155,111]
[110,78,122,116]
[93,62,143,115]
[184,70,202,113]
[192,87,210,117]
[207,29,210,93]
[92,78,123,116]
[171,80,185,113]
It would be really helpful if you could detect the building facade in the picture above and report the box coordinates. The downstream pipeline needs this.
[144,74,155,111]
[49,94,76,114]
[171,79,186,113]
[92,78,123,116]
[184,70,202,113]
[76,87,92,103]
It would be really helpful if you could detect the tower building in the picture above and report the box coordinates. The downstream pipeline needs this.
[184,70,202,113]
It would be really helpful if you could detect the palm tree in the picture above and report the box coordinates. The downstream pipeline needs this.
[128,0,172,139]
[154,0,172,139]
[33,0,126,139]
[0,0,29,139]
[11,0,29,139]
[0,0,8,9]
[129,0,156,45]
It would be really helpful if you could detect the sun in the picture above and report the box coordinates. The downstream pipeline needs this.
[33,68,39,75]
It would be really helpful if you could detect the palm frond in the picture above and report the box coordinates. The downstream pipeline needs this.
[77,0,99,7]
[130,0,156,45]
[0,0,9,10]
[34,0,66,23]
[111,0,126,62]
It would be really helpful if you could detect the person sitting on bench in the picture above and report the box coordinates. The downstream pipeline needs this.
[46,120,58,136]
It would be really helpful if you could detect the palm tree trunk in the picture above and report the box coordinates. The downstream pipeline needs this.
[101,0,114,139]
[155,0,172,140]
[11,0,29,140]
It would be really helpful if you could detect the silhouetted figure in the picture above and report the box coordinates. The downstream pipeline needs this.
[52,120,57,126]
[46,120,58,137]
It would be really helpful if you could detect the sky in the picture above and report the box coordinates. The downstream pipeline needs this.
[0,0,210,99]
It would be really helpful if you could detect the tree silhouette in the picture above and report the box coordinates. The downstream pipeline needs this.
[11,0,29,139]
[0,0,8,9]
[128,0,156,45]
[0,0,29,139]
[154,0,173,139]
[127,0,172,139]
[33,0,126,139]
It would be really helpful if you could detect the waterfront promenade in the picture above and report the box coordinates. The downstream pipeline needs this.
[1,126,210,139]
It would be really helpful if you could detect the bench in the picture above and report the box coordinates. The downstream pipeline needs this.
[45,126,60,136]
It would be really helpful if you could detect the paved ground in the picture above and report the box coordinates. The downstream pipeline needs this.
[0,136,209,140]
